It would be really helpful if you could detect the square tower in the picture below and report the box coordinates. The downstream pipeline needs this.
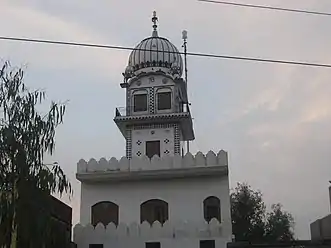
[114,30,194,159]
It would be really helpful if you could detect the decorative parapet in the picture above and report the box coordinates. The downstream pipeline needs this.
[77,150,228,174]
[74,218,224,244]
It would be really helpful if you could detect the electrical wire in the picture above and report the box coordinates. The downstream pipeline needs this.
[1,36,331,69]
[198,0,331,16]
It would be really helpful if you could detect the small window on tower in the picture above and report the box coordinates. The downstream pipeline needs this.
[134,94,148,112]
[157,92,171,110]
[146,140,160,159]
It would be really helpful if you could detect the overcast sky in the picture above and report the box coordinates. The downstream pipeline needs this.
[1,0,331,239]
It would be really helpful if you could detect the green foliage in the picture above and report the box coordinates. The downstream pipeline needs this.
[231,183,294,243]
[0,62,72,248]
[264,203,295,242]
[230,183,266,242]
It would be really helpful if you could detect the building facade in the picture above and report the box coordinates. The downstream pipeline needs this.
[310,186,331,240]
[15,183,73,248]
[74,12,232,248]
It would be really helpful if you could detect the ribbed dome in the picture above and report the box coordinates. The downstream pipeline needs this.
[125,12,183,78]
[127,36,183,76]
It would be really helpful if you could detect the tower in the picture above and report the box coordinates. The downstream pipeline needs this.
[75,12,232,248]
[114,11,194,159]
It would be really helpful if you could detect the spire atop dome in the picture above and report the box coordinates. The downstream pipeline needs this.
[151,11,158,37]
[125,12,183,78]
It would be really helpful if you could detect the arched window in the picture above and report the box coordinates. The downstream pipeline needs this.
[203,196,221,222]
[140,199,169,225]
[91,201,119,226]
[156,88,172,111]
[132,90,148,112]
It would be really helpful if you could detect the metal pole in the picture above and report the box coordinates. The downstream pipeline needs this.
[182,30,190,154]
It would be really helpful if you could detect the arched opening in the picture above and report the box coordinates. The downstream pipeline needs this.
[156,88,172,111]
[203,196,221,222]
[140,199,169,225]
[91,201,119,226]
[132,89,148,112]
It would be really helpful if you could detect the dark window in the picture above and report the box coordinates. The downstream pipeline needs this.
[134,94,147,112]
[140,199,169,225]
[91,201,119,226]
[157,92,171,110]
[146,140,160,159]
[146,242,161,248]
[155,205,166,223]
[89,245,103,248]
[206,206,219,221]
[203,196,221,222]
[200,240,215,248]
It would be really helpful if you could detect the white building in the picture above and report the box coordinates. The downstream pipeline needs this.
[74,12,232,248]
[310,185,331,240]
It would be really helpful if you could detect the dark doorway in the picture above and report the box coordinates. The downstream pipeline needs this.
[146,140,160,159]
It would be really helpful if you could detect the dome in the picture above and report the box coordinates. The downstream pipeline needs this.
[126,12,183,77]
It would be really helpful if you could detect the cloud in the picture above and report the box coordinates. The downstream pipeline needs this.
[217,64,331,237]
[0,0,128,79]
[189,1,331,238]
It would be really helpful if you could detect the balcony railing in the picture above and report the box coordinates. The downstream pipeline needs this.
[115,107,127,117]
[115,104,191,117]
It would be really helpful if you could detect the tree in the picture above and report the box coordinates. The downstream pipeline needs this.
[231,183,294,243]
[0,62,72,248]
[230,183,266,242]
[265,203,295,242]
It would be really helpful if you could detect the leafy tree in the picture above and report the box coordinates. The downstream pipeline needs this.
[231,183,266,242]
[265,203,295,242]
[231,183,294,243]
[0,62,72,248]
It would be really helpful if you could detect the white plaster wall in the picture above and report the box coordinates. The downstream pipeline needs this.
[79,176,232,238]
[131,127,175,157]
[76,237,230,248]
[130,74,175,89]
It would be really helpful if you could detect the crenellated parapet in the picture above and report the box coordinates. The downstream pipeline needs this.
[77,150,228,174]
[74,218,224,244]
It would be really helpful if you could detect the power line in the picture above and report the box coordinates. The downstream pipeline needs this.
[1,36,331,69]
[198,0,331,16]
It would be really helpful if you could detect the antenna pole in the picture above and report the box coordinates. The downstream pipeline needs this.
[183,35,188,87]
[182,30,190,154]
